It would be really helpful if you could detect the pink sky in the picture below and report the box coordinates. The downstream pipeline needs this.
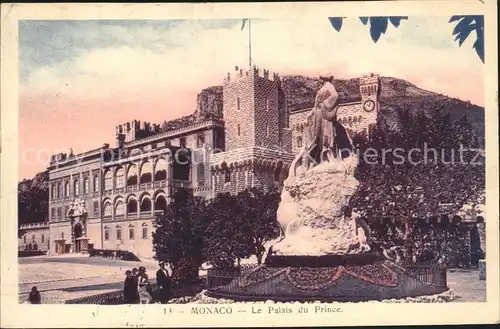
[19,18,484,179]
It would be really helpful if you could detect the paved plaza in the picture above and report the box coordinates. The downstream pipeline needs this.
[17,255,487,304]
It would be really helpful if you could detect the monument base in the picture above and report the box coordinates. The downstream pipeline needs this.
[206,254,447,302]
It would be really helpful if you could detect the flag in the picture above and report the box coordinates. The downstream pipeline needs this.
[241,18,248,31]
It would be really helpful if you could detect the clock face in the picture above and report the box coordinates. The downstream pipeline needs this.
[363,100,375,112]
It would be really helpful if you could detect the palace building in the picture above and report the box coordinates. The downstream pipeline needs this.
[19,66,383,259]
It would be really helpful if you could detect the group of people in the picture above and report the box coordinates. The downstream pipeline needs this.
[123,261,172,304]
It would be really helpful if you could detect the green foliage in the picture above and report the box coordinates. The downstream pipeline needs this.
[152,188,209,284]
[152,186,281,278]
[18,171,49,237]
[327,16,484,62]
[349,109,485,227]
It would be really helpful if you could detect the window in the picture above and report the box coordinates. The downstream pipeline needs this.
[297,136,303,148]
[237,124,241,136]
[57,183,62,198]
[64,181,70,197]
[129,226,135,240]
[57,207,62,220]
[104,228,110,241]
[115,168,125,188]
[51,185,55,200]
[74,179,80,196]
[127,199,138,214]
[179,137,186,148]
[93,201,99,216]
[93,175,100,192]
[83,178,89,194]
[236,97,240,111]
[142,224,148,239]
[41,234,44,243]
[140,198,152,212]
[224,170,231,183]
[127,165,138,186]
[115,202,125,216]
[51,208,56,220]
[197,133,205,148]
[103,202,112,217]
[116,226,122,240]
[104,171,113,191]
[64,206,69,218]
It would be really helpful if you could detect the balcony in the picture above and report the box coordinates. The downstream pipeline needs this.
[20,222,49,229]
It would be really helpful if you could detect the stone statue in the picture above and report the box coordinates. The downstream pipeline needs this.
[289,75,340,178]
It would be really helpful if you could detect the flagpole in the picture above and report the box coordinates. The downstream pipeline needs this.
[248,19,252,67]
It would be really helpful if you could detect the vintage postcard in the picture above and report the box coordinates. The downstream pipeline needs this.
[1,1,499,327]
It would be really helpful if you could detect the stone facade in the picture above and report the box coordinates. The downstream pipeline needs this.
[19,66,385,259]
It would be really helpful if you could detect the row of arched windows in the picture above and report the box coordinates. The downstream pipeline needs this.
[102,194,167,218]
[339,115,364,125]
[103,160,168,191]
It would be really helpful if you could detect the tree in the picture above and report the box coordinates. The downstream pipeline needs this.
[152,188,208,284]
[236,186,281,265]
[204,192,252,269]
[18,171,49,238]
[349,110,485,262]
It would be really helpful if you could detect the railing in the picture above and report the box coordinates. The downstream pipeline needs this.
[153,180,168,188]
[140,212,153,218]
[20,222,49,229]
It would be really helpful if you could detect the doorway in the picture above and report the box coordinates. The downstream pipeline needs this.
[74,223,83,253]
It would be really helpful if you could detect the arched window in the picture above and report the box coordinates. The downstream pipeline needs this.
[155,195,167,213]
[297,136,303,148]
[74,179,80,196]
[127,165,138,186]
[140,197,152,213]
[127,198,138,214]
[140,162,153,184]
[103,202,113,217]
[83,177,89,194]
[197,163,205,187]
[115,167,125,188]
[93,175,100,192]
[155,159,167,181]
[64,181,70,197]
[115,201,125,216]
[104,171,113,191]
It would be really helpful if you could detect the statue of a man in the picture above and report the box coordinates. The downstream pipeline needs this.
[289,75,340,177]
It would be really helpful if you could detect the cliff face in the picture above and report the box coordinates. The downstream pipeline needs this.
[195,86,223,119]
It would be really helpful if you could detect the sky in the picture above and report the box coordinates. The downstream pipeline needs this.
[19,16,484,179]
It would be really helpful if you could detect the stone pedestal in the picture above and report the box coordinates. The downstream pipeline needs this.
[274,157,359,256]
[54,239,66,254]
[478,259,486,280]
[77,237,90,254]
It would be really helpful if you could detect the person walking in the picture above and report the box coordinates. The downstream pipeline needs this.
[156,261,172,304]
[137,266,151,304]
[28,286,41,304]
[123,270,137,304]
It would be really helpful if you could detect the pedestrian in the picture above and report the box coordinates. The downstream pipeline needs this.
[123,270,136,304]
[131,267,139,303]
[137,266,151,304]
[28,286,41,304]
[156,261,172,304]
